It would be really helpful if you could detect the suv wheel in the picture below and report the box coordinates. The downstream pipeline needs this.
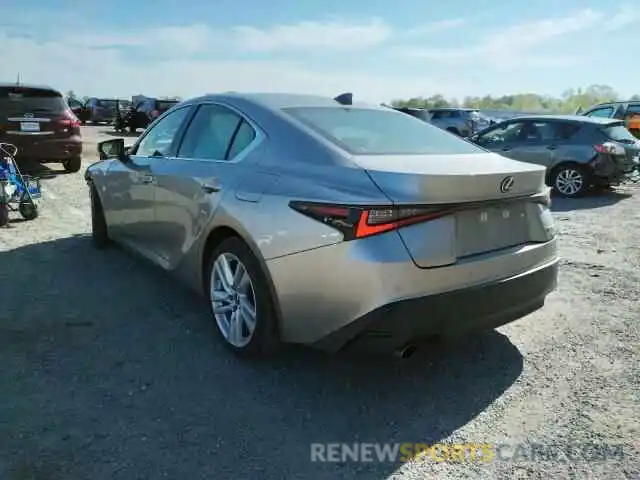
[63,157,82,173]
[552,164,588,198]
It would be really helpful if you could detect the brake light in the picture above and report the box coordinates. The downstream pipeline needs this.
[58,109,81,128]
[289,201,456,240]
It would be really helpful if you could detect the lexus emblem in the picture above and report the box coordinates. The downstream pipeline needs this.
[24,113,34,118]
[499,176,515,193]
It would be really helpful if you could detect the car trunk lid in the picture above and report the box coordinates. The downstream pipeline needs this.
[351,152,549,267]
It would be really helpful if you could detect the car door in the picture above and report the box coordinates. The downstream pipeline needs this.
[474,120,526,159]
[151,102,262,266]
[500,120,559,167]
[101,105,192,255]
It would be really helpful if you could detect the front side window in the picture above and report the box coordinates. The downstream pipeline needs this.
[134,107,190,157]
[477,122,526,146]
[283,107,485,155]
[178,104,256,160]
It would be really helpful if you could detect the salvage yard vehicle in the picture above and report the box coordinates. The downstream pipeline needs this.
[428,107,492,137]
[581,101,640,139]
[469,115,640,198]
[392,106,431,122]
[79,97,119,125]
[0,83,83,173]
[87,92,558,359]
[125,97,180,133]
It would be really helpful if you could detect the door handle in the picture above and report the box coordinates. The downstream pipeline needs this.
[140,174,156,185]
[201,183,221,193]
[502,145,512,151]
[547,145,557,150]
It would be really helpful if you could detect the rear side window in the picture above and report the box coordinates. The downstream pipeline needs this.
[97,99,118,108]
[553,122,581,140]
[601,123,638,143]
[0,87,67,115]
[586,107,614,118]
[284,107,486,155]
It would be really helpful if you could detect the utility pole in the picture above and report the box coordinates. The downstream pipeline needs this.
[16,73,21,85]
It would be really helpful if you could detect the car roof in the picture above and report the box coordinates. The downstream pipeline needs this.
[0,82,61,93]
[187,92,382,110]
[503,114,621,125]
[429,107,478,112]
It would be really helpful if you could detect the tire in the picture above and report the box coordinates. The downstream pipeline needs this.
[90,185,110,248]
[128,125,136,134]
[446,127,460,136]
[63,157,82,173]
[551,164,589,198]
[0,204,8,227]
[206,237,279,357]
[18,199,38,220]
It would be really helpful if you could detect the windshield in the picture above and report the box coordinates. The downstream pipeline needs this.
[0,87,67,115]
[602,123,637,143]
[283,107,485,155]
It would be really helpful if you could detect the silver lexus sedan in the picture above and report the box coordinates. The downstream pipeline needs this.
[87,92,559,358]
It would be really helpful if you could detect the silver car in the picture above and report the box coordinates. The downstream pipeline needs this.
[87,93,558,358]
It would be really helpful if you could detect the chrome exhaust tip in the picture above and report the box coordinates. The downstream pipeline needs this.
[394,344,417,359]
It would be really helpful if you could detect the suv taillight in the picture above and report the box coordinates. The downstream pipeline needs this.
[58,109,81,128]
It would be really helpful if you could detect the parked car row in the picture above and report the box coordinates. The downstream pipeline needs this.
[67,95,180,133]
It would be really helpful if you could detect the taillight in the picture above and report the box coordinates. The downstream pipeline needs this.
[58,109,81,128]
[289,201,456,240]
[594,142,625,155]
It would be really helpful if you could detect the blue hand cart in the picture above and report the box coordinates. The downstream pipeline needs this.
[0,143,42,227]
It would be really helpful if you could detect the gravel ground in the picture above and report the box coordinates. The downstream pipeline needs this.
[1,126,638,480]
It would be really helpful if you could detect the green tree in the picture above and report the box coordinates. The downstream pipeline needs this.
[390,85,639,114]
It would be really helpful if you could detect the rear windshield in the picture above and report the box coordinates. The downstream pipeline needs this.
[283,107,485,155]
[0,87,66,115]
[602,123,637,143]
[97,99,118,107]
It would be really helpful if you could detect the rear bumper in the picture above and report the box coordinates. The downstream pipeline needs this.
[314,259,558,353]
[9,136,82,162]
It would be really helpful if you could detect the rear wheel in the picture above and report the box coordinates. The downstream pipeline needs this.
[552,164,589,198]
[63,156,82,173]
[90,185,110,248]
[206,237,279,357]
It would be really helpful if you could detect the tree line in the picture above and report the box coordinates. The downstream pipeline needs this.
[391,85,640,113]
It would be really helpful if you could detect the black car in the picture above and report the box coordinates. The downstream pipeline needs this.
[124,98,180,133]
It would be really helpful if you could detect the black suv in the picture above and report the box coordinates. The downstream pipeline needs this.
[1,83,83,172]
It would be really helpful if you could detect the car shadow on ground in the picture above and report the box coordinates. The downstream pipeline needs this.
[0,235,524,480]
[15,160,70,180]
[551,189,634,212]
[100,129,140,138]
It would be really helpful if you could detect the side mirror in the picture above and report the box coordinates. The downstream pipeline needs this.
[98,138,127,161]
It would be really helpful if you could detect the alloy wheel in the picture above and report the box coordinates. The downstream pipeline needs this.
[210,252,257,348]
[555,168,584,197]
